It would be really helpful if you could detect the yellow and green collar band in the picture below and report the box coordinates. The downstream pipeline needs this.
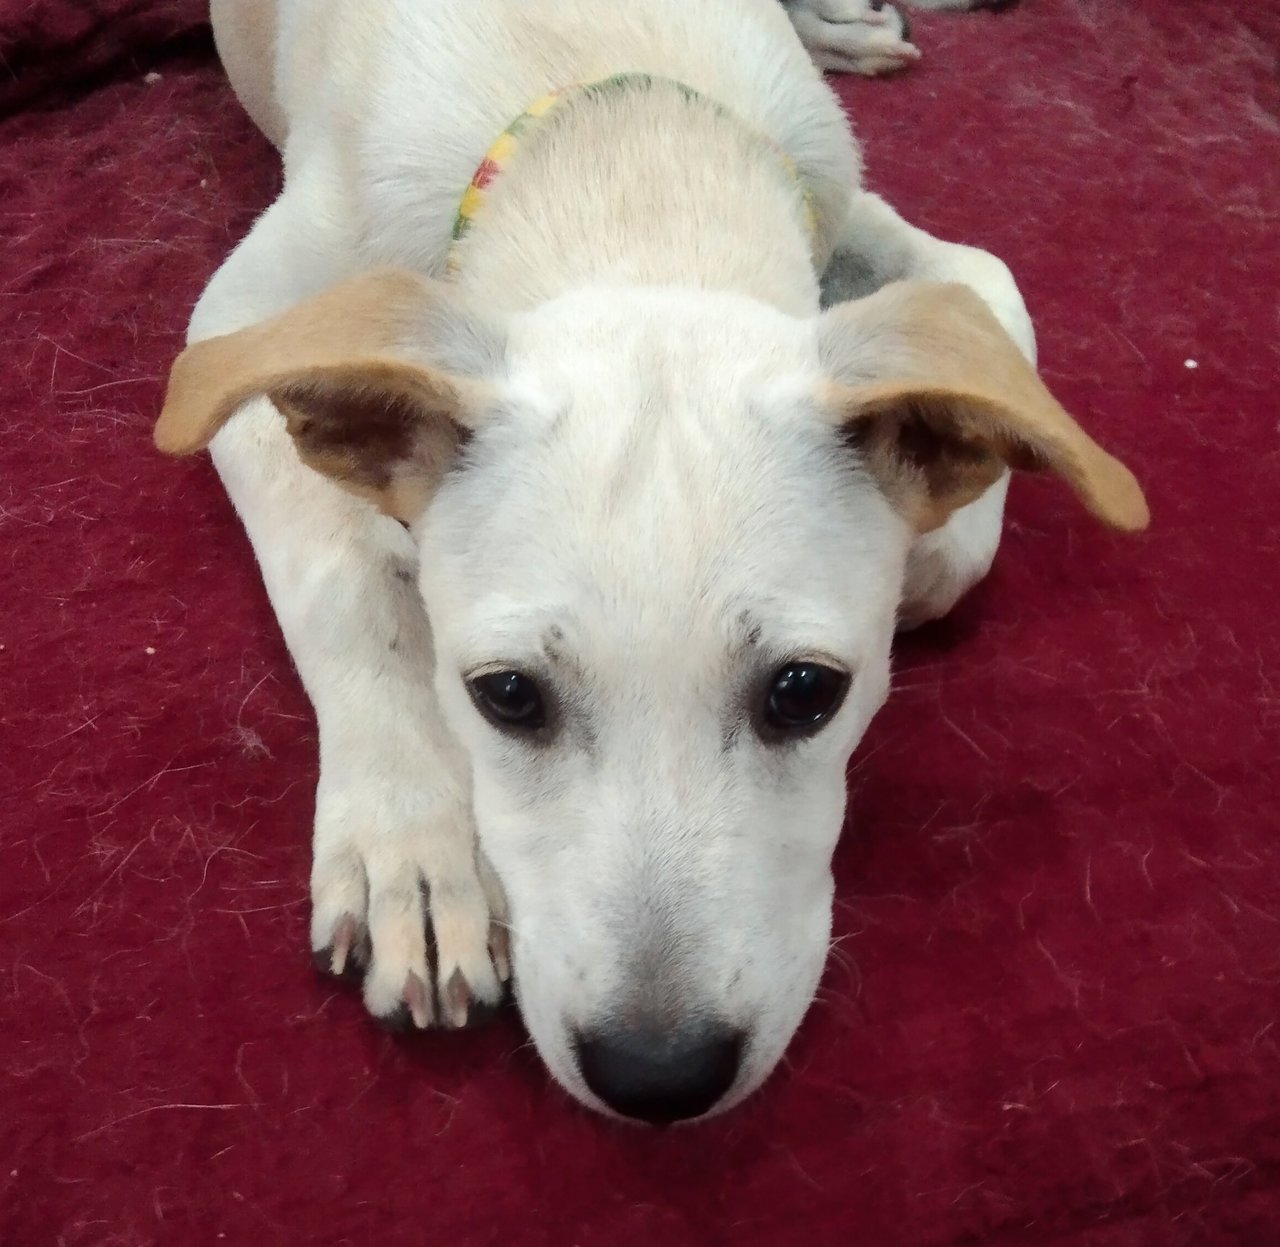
[446,72,818,275]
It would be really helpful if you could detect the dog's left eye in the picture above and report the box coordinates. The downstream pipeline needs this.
[468,670,547,731]
[762,663,850,736]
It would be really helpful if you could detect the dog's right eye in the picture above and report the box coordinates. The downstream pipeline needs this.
[468,670,547,731]
[761,662,850,738]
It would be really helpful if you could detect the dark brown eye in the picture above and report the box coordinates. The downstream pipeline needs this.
[763,663,850,735]
[469,670,546,731]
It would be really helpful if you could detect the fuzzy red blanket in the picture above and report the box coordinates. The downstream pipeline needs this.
[2,3,1277,1244]
[0,0,207,112]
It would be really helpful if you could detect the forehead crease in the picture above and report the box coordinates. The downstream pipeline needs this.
[542,416,736,540]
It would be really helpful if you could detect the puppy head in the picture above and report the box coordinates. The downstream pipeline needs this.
[158,273,1146,1122]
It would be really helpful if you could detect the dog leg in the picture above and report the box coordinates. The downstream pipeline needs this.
[822,191,1036,628]
[185,194,508,1028]
[899,0,1020,11]
[782,0,922,75]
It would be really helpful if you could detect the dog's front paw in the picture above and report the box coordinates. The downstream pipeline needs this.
[308,772,510,1030]
[788,0,921,76]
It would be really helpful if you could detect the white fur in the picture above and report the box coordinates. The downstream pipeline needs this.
[193,0,1030,1115]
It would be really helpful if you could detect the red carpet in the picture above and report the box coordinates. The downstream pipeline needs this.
[3,2,1278,1243]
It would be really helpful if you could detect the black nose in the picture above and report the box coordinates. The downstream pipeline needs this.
[575,1024,744,1124]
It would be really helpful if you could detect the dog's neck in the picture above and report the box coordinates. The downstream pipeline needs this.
[445,77,822,316]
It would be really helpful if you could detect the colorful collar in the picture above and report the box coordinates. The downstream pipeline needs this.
[446,72,817,275]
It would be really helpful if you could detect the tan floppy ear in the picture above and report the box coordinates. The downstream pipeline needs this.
[155,269,497,521]
[819,281,1149,534]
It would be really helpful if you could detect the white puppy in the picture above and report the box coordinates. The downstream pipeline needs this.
[156,0,1145,1123]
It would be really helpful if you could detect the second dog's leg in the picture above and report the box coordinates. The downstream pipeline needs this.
[782,0,921,75]
[899,0,1019,11]
[187,193,507,1027]
[821,192,1036,629]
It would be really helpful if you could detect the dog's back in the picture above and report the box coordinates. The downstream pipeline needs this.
[216,0,858,275]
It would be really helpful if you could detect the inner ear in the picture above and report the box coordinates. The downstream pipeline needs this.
[843,389,1054,531]
[819,282,1149,533]
[269,362,481,521]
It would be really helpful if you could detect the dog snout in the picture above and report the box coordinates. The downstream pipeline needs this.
[574,1022,744,1124]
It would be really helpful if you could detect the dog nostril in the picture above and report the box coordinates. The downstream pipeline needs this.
[574,1024,744,1124]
